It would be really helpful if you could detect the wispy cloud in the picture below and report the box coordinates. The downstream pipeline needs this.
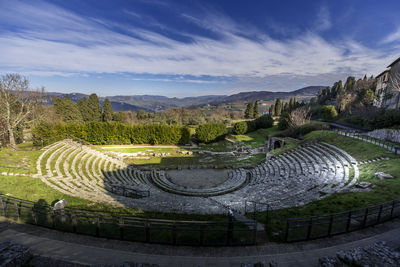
[0,0,398,85]
[314,6,332,32]
[382,27,400,44]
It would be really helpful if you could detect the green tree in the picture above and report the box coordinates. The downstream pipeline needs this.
[113,111,124,122]
[269,104,275,116]
[233,121,248,135]
[253,101,259,118]
[102,98,113,122]
[87,94,102,122]
[244,102,254,119]
[283,102,289,112]
[196,123,227,143]
[77,97,91,122]
[54,95,83,123]
[274,98,282,116]
[317,105,338,120]
[277,112,291,130]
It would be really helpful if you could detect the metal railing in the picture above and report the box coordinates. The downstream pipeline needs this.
[248,198,400,242]
[332,129,399,154]
[0,194,257,246]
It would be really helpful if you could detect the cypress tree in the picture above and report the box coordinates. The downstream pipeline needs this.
[284,102,289,112]
[54,96,83,123]
[269,104,275,116]
[102,98,113,122]
[244,102,254,119]
[274,98,282,116]
[253,100,259,118]
[77,97,91,122]
[87,94,102,122]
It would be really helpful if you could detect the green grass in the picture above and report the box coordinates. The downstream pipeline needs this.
[233,127,279,148]
[303,130,395,161]
[0,142,42,174]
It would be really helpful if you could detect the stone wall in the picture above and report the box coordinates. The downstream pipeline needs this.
[366,129,400,143]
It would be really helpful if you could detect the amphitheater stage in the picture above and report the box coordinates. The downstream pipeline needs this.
[165,169,230,189]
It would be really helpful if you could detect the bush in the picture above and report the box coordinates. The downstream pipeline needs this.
[32,122,191,146]
[275,122,328,138]
[317,105,338,120]
[233,121,248,135]
[278,112,291,130]
[195,123,227,143]
[255,114,274,129]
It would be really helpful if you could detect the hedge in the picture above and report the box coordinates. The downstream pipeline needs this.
[233,115,274,135]
[195,123,227,143]
[32,122,191,146]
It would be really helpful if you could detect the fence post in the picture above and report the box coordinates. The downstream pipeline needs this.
[14,201,20,221]
[306,218,313,240]
[390,200,396,218]
[96,216,100,237]
[117,217,123,240]
[145,220,150,242]
[327,215,334,237]
[0,197,5,216]
[200,225,204,246]
[172,223,177,245]
[266,205,269,228]
[346,211,352,232]
[362,208,369,228]
[71,212,77,233]
[377,205,383,223]
[285,220,289,242]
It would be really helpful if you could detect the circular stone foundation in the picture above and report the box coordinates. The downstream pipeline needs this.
[165,169,230,189]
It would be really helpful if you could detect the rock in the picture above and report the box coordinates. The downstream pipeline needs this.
[53,199,68,210]
[0,241,31,266]
[355,182,372,189]
[375,172,393,179]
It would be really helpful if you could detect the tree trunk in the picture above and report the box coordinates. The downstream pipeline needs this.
[7,123,16,150]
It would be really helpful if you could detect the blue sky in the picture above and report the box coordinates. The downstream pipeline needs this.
[0,0,399,97]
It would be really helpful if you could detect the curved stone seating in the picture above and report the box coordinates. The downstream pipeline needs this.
[34,139,360,214]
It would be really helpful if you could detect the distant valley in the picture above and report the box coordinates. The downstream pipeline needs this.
[47,86,326,112]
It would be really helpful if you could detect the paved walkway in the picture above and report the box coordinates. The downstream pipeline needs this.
[1,217,400,266]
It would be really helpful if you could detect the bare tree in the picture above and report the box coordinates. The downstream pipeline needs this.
[289,106,310,128]
[0,74,44,149]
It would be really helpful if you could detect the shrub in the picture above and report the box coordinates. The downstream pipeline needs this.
[317,105,338,120]
[32,122,191,146]
[233,121,248,135]
[195,123,227,143]
[278,112,291,130]
[255,114,274,129]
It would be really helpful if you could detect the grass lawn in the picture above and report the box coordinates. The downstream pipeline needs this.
[303,130,395,161]
[0,142,42,174]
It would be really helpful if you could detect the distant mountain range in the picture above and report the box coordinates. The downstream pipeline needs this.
[47,86,326,112]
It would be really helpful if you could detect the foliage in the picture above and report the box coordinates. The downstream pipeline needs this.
[195,123,227,143]
[277,112,291,130]
[317,105,338,120]
[87,94,102,122]
[102,98,113,122]
[54,95,83,123]
[244,102,254,119]
[343,108,400,129]
[32,122,191,145]
[274,98,282,116]
[233,121,248,135]
[255,114,274,129]
[253,100,259,118]
[269,104,275,116]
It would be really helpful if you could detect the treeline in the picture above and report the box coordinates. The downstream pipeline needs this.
[53,94,120,123]
[269,97,303,116]
[32,122,191,146]
[244,101,260,119]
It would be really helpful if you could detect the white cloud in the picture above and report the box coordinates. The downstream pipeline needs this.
[0,0,398,84]
[315,6,332,32]
[382,27,400,44]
